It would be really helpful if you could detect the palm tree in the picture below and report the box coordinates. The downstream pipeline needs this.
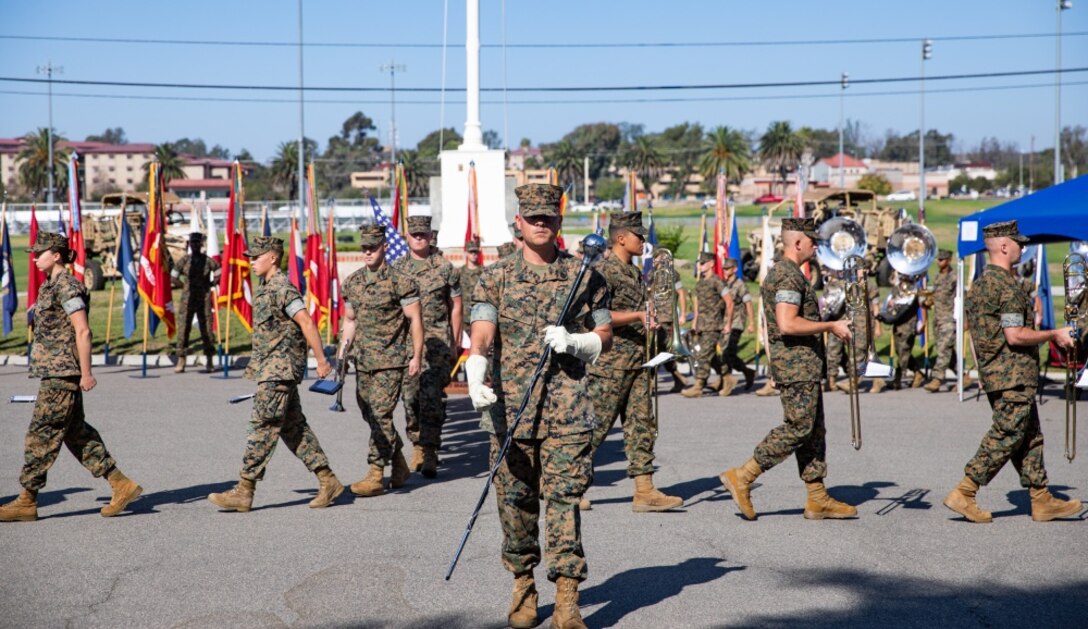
[17,127,69,201]
[270,142,301,198]
[699,126,751,185]
[143,143,187,184]
[626,136,665,201]
[398,149,429,197]
[759,121,805,195]
[545,139,581,194]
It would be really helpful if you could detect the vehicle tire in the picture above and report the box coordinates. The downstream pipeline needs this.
[875,256,893,287]
[84,259,106,291]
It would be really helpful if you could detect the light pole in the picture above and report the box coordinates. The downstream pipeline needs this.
[839,72,848,189]
[380,60,406,167]
[36,61,62,212]
[297,0,306,221]
[1056,0,1073,185]
[919,39,932,220]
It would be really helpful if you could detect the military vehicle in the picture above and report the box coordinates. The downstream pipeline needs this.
[81,192,190,290]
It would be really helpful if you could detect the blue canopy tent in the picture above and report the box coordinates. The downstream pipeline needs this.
[954,174,1088,400]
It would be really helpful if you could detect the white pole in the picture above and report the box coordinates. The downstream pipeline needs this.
[956,257,964,401]
[583,156,590,203]
[1055,1,1071,185]
[297,0,306,222]
[460,0,485,149]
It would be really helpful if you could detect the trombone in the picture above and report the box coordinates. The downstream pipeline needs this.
[1062,252,1086,462]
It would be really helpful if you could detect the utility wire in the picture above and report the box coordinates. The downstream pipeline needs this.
[1,31,1085,49]
[1,67,1085,93]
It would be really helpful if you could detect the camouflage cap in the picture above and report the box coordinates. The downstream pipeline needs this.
[515,183,564,217]
[465,239,480,254]
[244,236,284,258]
[781,217,818,239]
[28,231,69,254]
[359,223,386,246]
[608,211,647,237]
[722,257,738,270]
[937,249,953,261]
[982,220,1029,243]
[698,251,715,264]
[406,215,432,234]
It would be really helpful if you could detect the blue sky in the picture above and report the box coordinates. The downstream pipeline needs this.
[1,0,1085,162]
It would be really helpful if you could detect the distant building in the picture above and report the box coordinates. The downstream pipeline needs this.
[506,146,541,171]
[811,153,870,188]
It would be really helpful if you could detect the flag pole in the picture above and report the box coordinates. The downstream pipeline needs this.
[325,199,334,346]
[103,207,126,364]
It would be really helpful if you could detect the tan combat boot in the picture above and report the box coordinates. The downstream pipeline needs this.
[870,378,886,394]
[911,371,925,388]
[720,458,762,520]
[718,375,737,397]
[0,489,38,522]
[836,379,856,395]
[943,476,992,523]
[101,468,143,517]
[208,478,256,512]
[551,576,587,629]
[174,359,186,374]
[670,371,690,393]
[754,382,779,397]
[803,481,858,519]
[632,474,683,512]
[578,496,592,511]
[309,467,344,508]
[508,572,538,629]
[681,378,706,398]
[1030,487,1083,522]
[390,449,411,489]
[350,465,386,497]
[421,446,439,479]
[924,377,943,393]
[410,444,424,472]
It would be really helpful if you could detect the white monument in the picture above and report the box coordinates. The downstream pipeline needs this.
[435,0,510,251]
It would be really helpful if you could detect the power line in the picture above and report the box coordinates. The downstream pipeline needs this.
[1,31,1085,49]
[2,79,1084,107]
[1,67,1085,93]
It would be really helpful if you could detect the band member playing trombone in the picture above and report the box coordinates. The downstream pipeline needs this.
[465,184,611,629]
[207,237,342,513]
[338,223,424,498]
[721,218,858,521]
[943,220,1082,523]
[584,211,683,512]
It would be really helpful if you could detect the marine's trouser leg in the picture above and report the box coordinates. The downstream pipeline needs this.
[240,382,330,482]
[931,315,956,376]
[693,330,720,382]
[657,326,684,379]
[753,381,827,482]
[722,329,747,375]
[175,301,193,358]
[826,331,844,380]
[965,387,1047,489]
[418,340,453,449]
[893,317,919,372]
[195,294,216,357]
[400,368,421,445]
[588,369,656,477]
[356,367,405,468]
[20,377,116,491]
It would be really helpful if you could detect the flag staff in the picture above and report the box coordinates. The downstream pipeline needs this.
[103,200,127,364]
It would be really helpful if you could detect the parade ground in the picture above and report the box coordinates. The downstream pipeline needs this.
[1,364,1085,628]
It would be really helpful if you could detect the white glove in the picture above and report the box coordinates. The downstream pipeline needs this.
[544,326,603,364]
[465,354,497,411]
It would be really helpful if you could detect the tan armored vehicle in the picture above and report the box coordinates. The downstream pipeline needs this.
[81,192,189,290]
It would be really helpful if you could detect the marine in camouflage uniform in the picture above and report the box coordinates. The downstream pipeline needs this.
[650,249,691,392]
[923,249,963,392]
[393,215,462,477]
[172,232,221,373]
[207,236,343,513]
[825,269,880,394]
[0,232,142,522]
[943,220,1081,523]
[888,272,924,389]
[339,223,424,497]
[459,240,484,327]
[586,212,682,512]
[720,218,857,522]
[720,257,756,395]
[466,183,611,628]
[822,269,849,390]
[681,252,727,397]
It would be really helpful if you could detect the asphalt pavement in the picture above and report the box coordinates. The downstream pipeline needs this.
[1,364,1085,628]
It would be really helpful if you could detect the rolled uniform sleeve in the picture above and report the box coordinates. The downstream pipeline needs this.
[585,269,612,329]
[284,298,306,318]
[775,268,806,307]
[396,273,421,308]
[471,267,500,325]
[57,279,87,315]
[448,266,462,299]
[998,283,1025,328]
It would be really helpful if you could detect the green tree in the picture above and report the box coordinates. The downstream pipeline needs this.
[1061,125,1087,180]
[144,143,187,183]
[270,139,318,199]
[85,127,127,144]
[656,122,704,199]
[18,128,70,201]
[879,129,954,165]
[416,128,462,159]
[594,177,625,202]
[559,122,622,182]
[482,129,502,150]
[545,139,581,191]
[699,125,751,185]
[857,173,891,195]
[759,121,804,195]
[398,149,429,197]
[626,136,665,201]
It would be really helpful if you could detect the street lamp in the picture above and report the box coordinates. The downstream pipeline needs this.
[839,71,849,189]
[380,60,406,166]
[919,39,932,220]
[1056,0,1073,185]
[35,61,62,212]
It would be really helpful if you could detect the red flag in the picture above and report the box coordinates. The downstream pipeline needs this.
[138,162,177,337]
[217,162,254,331]
[26,205,46,325]
[464,162,484,265]
[712,170,726,278]
[326,205,342,336]
[303,163,329,330]
[67,154,87,283]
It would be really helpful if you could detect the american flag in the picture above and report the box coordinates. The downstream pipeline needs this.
[369,196,409,263]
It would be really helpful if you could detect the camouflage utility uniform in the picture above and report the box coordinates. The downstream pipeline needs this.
[692,273,728,382]
[173,246,220,364]
[393,251,461,450]
[721,274,752,376]
[341,264,420,468]
[472,251,610,583]
[825,274,876,381]
[20,272,117,491]
[587,253,654,477]
[239,272,331,482]
[930,266,957,376]
[653,264,689,386]
[963,264,1048,489]
[753,258,828,481]
[459,261,483,332]
[889,277,921,385]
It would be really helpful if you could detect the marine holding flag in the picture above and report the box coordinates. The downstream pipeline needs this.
[2,206,17,336]
[0,232,144,522]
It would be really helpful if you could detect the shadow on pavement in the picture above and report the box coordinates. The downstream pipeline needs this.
[724,568,1088,628]
[0,486,92,508]
[991,484,1080,519]
[121,481,236,514]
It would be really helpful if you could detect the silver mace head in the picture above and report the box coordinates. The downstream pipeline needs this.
[581,232,607,260]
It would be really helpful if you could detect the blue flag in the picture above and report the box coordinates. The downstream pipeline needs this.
[727,205,741,263]
[1039,245,1055,331]
[261,206,271,238]
[642,208,658,279]
[1,212,17,336]
[119,215,140,338]
[57,207,67,236]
